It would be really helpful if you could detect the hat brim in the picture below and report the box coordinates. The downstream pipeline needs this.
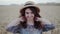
[19,4,40,11]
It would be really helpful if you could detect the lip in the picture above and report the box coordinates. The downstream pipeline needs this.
[27,16,32,18]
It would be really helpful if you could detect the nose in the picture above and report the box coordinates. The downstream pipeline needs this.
[28,13,32,17]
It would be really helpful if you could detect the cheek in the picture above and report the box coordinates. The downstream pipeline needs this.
[25,15,28,17]
[25,14,28,17]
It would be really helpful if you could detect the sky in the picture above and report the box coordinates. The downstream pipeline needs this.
[0,0,60,5]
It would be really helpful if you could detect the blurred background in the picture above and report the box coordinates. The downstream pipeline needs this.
[0,0,60,34]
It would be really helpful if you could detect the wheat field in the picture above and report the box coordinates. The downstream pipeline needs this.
[0,4,60,34]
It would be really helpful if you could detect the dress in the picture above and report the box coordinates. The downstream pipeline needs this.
[6,24,55,34]
[6,18,55,34]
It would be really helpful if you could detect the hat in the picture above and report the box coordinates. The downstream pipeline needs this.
[20,1,40,12]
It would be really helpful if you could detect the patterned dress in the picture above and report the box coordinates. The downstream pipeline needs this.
[6,24,55,34]
[6,18,55,34]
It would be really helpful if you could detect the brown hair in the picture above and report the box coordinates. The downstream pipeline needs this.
[18,6,43,29]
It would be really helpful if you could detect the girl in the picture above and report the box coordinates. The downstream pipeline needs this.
[6,2,55,34]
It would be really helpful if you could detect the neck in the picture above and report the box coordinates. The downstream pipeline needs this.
[27,19,34,25]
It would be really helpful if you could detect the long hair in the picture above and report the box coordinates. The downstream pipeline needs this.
[18,6,43,29]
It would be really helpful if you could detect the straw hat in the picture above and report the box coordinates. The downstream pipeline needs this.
[20,1,40,12]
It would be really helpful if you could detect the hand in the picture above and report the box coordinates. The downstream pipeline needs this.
[36,17,52,24]
[19,17,25,22]
[36,17,41,21]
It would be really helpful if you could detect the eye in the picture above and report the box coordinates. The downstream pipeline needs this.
[26,12,29,14]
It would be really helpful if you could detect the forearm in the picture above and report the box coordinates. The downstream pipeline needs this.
[7,18,20,27]
[41,18,55,31]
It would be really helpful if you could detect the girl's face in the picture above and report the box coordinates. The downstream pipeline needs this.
[25,8,34,20]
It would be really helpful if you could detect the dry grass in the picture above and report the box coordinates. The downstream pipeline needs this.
[0,5,60,34]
